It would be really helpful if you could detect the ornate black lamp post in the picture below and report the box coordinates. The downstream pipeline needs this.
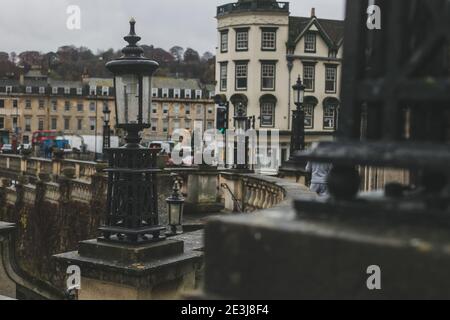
[99,18,166,244]
[233,103,251,170]
[102,103,111,156]
[166,174,185,236]
[290,76,306,156]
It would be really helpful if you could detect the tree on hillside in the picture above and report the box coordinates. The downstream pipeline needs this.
[201,51,214,62]
[184,48,200,64]
[170,46,184,62]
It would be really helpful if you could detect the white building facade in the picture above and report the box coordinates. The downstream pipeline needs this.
[215,0,344,162]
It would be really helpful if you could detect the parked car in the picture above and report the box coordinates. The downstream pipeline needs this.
[1,144,13,154]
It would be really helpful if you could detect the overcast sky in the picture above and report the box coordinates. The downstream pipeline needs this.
[0,0,345,55]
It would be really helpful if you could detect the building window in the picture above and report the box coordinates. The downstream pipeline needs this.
[65,101,70,111]
[38,119,44,131]
[173,119,180,129]
[90,86,97,95]
[207,121,214,130]
[39,87,45,94]
[12,118,18,130]
[76,88,82,95]
[64,118,70,130]
[261,63,276,90]
[236,29,249,51]
[25,100,32,109]
[77,119,83,131]
[261,29,277,50]
[151,119,158,132]
[196,105,203,116]
[64,87,70,94]
[185,89,192,99]
[304,32,316,52]
[0,118,4,129]
[162,88,169,98]
[89,102,96,112]
[220,63,228,91]
[89,118,96,131]
[26,87,32,93]
[0,100,4,108]
[185,119,191,129]
[195,90,202,99]
[329,50,337,58]
[323,105,336,130]
[235,62,248,90]
[152,103,158,114]
[304,104,314,129]
[152,88,158,98]
[25,118,32,132]
[38,99,45,109]
[51,100,57,112]
[51,118,57,130]
[303,64,315,91]
[13,100,18,108]
[220,30,229,53]
[174,88,181,98]
[208,106,213,114]
[260,102,275,127]
[163,120,168,133]
[52,87,58,94]
[102,87,109,96]
[6,86,12,94]
[174,104,180,116]
[185,104,191,115]
[77,102,84,112]
[325,66,337,93]
[163,104,169,114]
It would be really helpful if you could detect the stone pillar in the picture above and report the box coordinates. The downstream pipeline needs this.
[54,237,203,300]
[0,222,17,299]
[185,169,224,214]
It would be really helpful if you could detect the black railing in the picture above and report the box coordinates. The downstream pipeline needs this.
[217,1,289,16]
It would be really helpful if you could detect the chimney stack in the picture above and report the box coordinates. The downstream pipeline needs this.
[311,7,316,17]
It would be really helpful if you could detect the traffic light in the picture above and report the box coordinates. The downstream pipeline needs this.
[216,106,228,134]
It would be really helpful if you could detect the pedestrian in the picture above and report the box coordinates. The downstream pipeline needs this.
[305,162,332,196]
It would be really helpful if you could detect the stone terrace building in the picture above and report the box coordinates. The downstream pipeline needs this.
[216,0,344,162]
[0,70,115,145]
[0,69,215,145]
[147,77,216,141]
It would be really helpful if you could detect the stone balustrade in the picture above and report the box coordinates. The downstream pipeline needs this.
[0,154,98,182]
[220,172,289,213]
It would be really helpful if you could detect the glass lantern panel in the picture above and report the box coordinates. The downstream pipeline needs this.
[169,203,182,225]
[299,88,305,104]
[115,74,140,125]
[142,76,151,125]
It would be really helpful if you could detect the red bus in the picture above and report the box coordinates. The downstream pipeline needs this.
[32,130,58,145]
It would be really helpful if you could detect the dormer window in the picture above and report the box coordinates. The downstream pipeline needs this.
[77,88,83,95]
[39,87,45,94]
[64,87,70,94]
[102,86,109,96]
[26,87,32,93]
[52,87,58,94]
[329,50,337,58]
[6,86,12,94]
[185,89,191,99]
[195,90,202,99]
[162,88,169,98]
[174,88,181,98]
[90,86,97,95]
[304,32,317,53]
[152,88,158,98]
